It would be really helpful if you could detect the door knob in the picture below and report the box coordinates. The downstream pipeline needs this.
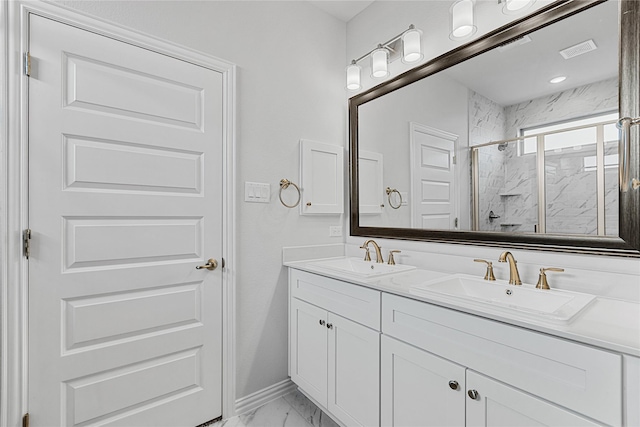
[196,258,218,271]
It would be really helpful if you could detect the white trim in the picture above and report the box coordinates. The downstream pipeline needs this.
[0,1,237,424]
[234,379,297,416]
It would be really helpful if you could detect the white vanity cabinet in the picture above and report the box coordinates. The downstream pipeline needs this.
[381,335,466,427]
[381,335,599,427]
[382,293,622,426]
[288,267,631,427]
[465,370,599,426]
[289,270,380,427]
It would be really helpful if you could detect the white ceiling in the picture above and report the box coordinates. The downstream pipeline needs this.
[434,1,618,106]
[308,0,374,22]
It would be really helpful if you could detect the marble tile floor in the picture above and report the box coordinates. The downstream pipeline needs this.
[212,389,340,427]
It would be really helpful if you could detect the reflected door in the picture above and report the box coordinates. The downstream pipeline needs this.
[410,123,458,229]
[28,15,223,426]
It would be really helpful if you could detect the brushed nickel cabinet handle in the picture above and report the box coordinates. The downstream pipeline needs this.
[468,389,479,400]
[448,380,459,390]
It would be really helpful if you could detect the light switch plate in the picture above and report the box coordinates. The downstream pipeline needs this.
[329,226,343,237]
[245,182,270,203]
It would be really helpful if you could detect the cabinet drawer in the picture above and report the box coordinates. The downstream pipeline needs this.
[290,269,380,330]
[382,293,622,426]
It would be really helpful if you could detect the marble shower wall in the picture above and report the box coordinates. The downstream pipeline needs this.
[472,78,618,235]
[503,78,618,138]
[469,90,507,232]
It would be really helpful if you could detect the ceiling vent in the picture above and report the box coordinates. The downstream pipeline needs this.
[498,35,532,52]
[559,39,598,59]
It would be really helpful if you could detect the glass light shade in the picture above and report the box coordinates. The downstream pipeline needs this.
[346,61,361,91]
[503,0,535,14]
[549,76,567,84]
[371,46,389,78]
[402,27,423,64]
[450,0,477,40]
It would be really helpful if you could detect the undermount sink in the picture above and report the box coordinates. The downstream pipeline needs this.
[310,257,416,279]
[410,274,595,324]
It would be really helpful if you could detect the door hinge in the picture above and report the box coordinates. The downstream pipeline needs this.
[453,155,457,165]
[454,217,459,228]
[23,229,31,259]
[22,413,29,427]
[23,52,31,77]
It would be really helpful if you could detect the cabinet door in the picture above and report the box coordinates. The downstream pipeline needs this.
[358,150,384,215]
[300,139,344,215]
[327,313,380,427]
[290,298,328,407]
[466,370,600,427]
[381,335,465,427]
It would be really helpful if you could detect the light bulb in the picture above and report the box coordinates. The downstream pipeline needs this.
[346,61,361,90]
[371,45,389,78]
[503,0,535,14]
[402,26,423,64]
[450,0,477,40]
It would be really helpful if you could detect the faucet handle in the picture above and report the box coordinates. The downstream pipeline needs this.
[474,259,496,281]
[536,267,564,290]
[360,245,371,262]
[388,250,401,265]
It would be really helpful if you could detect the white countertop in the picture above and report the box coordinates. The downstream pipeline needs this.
[285,257,640,357]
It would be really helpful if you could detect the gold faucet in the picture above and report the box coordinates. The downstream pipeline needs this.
[498,251,522,285]
[536,267,564,290]
[360,239,384,263]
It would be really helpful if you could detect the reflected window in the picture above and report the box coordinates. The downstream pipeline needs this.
[519,112,618,155]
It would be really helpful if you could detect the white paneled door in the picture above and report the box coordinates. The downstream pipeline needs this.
[28,15,223,426]
[410,123,458,230]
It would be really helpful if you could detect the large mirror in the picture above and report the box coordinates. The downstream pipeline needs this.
[350,0,640,256]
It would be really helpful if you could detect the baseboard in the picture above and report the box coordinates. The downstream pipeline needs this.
[234,378,297,416]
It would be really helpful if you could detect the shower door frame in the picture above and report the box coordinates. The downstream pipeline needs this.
[471,119,617,235]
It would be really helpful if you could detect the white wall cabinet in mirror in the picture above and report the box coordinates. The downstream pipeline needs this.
[300,139,344,215]
[358,150,383,215]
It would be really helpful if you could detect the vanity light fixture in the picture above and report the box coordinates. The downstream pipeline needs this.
[450,0,477,40]
[402,25,424,63]
[549,76,567,84]
[346,24,423,90]
[502,0,536,15]
[371,44,390,78]
[346,60,362,90]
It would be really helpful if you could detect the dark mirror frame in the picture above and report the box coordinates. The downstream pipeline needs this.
[349,0,640,257]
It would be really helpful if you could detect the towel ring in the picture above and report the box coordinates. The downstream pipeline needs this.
[386,187,402,209]
[279,179,301,208]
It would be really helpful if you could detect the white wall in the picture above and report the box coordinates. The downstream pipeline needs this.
[54,0,347,400]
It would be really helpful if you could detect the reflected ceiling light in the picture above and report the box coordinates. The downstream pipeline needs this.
[345,24,422,90]
[450,0,477,40]
[549,76,567,84]
[371,44,389,78]
[402,25,424,63]
[346,60,361,90]
[502,0,536,15]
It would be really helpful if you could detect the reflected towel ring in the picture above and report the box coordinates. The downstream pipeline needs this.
[386,187,402,209]
[279,179,301,208]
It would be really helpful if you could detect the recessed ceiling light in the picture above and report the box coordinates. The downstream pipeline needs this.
[549,76,567,84]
